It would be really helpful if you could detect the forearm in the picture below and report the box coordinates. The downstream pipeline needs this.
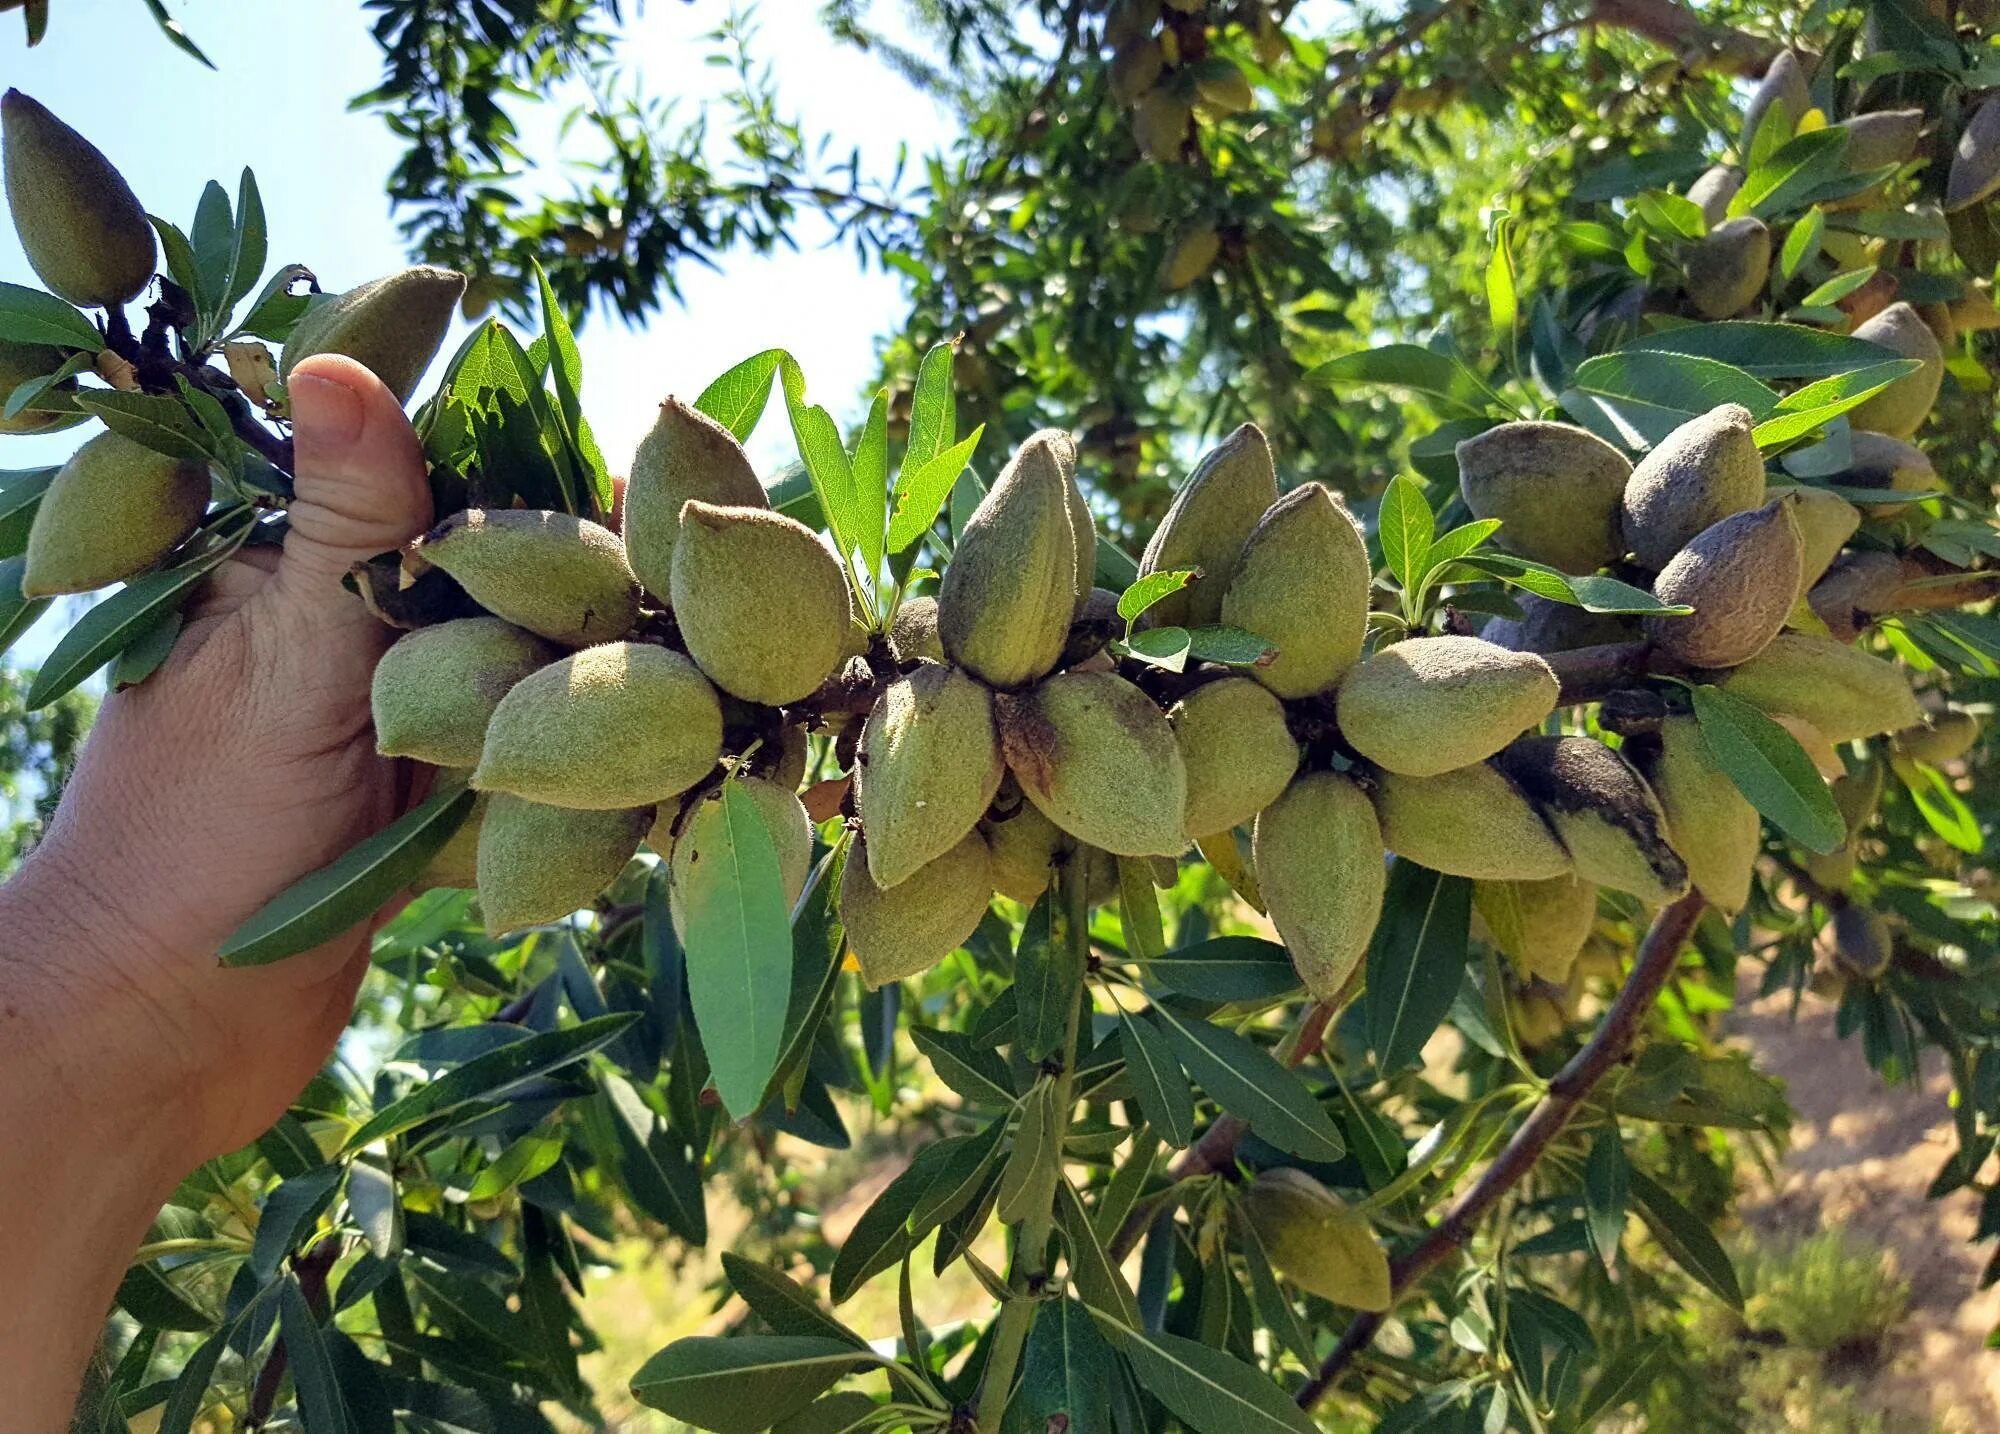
[0,853,182,1430]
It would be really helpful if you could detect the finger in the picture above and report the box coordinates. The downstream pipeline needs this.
[271,355,433,618]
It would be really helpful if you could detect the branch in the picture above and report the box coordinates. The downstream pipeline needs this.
[1588,0,1779,77]
[1294,892,1709,1410]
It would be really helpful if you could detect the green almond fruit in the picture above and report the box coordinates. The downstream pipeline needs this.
[937,429,1079,688]
[1336,635,1558,778]
[1741,49,1809,156]
[1818,904,1892,980]
[1240,1167,1390,1311]
[980,784,1068,903]
[1784,485,1861,591]
[1,89,155,307]
[1645,716,1761,915]
[1372,763,1572,881]
[1891,708,1980,765]
[1219,483,1372,698]
[855,661,1005,889]
[841,831,993,987]
[476,796,652,936]
[623,397,768,601]
[1139,423,1279,628]
[1948,96,2000,211]
[1250,771,1385,1002]
[1481,595,1637,654]
[278,266,467,403]
[1472,874,1597,985]
[21,432,208,596]
[1830,430,1935,519]
[1718,631,1922,742]
[1060,585,1123,668]
[415,508,640,647]
[888,594,945,663]
[1620,403,1765,571]
[1835,108,1924,174]
[1687,165,1744,228]
[473,642,722,809]
[371,616,562,767]
[666,776,813,940]
[1171,676,1300,838]
[671,500,850,706]
[0,335,82,435]
[771,723,811,792]
[1000,670,1188,858]
[1494,736,1689,905]
[1455,421,1632,575]
[1847,303,1943,439]
[1647,496,1803,669]
[1686,215,1772,320]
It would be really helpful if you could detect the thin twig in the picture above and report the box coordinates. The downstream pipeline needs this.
[1294,892,1708,1410]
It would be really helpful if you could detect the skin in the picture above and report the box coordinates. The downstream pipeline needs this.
[0,356,433,1427]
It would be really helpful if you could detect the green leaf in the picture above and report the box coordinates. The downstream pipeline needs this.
[1631,190,1707,241]
[1450,554,1691,616]
[465,1131,564,1201]
[534,262,611,516]
[158,1327,227,1434]
[1425,518,1502,569]
[762,840,851,1106]
[1116,625,1193,673]
[0,280,104,350]
[1185,624,1280,667]
[1572,1336,1667,1427]
[1310,344,1494,416]
[1120,1008,1195,1148]
[223,169,268,314]
[1055,1178,1140,1323]
[1799,267,1878,308]
[850,388,890,581]
[1485,214,1518,339]
[1737,126,1851,218]
[138,0,215,66]
[1583,1128,1629,1270]
[886,426,982,554]
[722,1253,869,1350]
[1364,861,1474,1074]
[1141,936,1304,1003]
[1568,350,1779,426]
[1900,758,1985,854]
[1781,208,1826,279]
[830,1139,966,1301]
[73,390,216,463]
[697,349,788,442]
[28,530,246,708]
[603,1073,708,1244]
[3,349,89,421]
[1378,473,1435,592]
[909,1026,1015,1106]
[1005,1298,1116,1434]
[115,1263,211,1333]
[1119,857,1166,959]
[343,1013,637,1150]
[280,1273,355,1432]
[189,180,233,318]
[1753,361,1920,447]
[346,1159,401,1259]
[1627,1168,1742,1308]
[1014,886,1078,1063]
[217,786,478,966]
[774,1392,881,1434]
[109,601,180,691]
[0,467,56,556]
[1091,1312,1317,1434]
[903,340,958,475]
[629,1336,867,1434]
[1688,684,1843,853]
[1150,1004,1344,1161]
[1118,568,1198,625]
[1622,322,1904,379]
[907,1120,1009,1237]
[780,358,860,582]
[996,1079,1059,1223]
[678,781,795,1120]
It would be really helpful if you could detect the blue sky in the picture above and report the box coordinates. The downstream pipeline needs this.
[2,0,955,659]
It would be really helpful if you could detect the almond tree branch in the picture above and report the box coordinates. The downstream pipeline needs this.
[1588,0,1779,76]
[1294,891,1708,1411]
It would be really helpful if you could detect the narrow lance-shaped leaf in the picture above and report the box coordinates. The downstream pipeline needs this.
[1149,1003,1344,1161]
[629,1335,869,1434]
[1364,861,1474,1074]
[697,348,788,442]
[218,786,478,966]
[1089,1308,1318,1434]
[679,781,795,1120]
[1689,683,1844,853]
[1014,886,1077,1063]
[1119,1007,1195,1149]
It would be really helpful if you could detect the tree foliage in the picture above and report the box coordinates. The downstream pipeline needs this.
[3,2,2000,1432]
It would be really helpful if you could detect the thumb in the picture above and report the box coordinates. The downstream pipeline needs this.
[271,354,432,617]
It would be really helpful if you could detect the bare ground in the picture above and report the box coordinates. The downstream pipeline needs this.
[1730,973,2000,1432]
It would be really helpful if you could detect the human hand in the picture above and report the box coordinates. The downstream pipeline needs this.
[9,353,433,1173]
